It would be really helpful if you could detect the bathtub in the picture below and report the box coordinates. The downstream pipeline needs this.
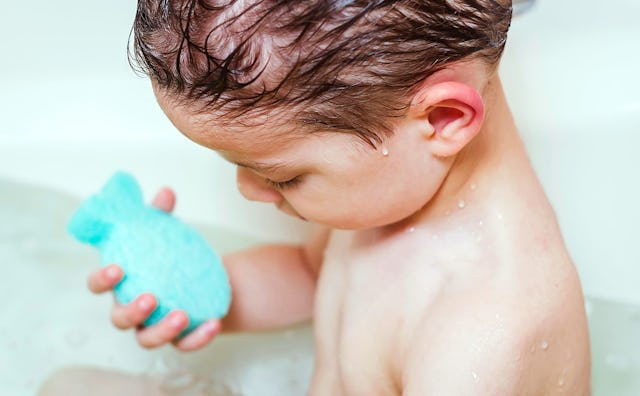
[1,0,638,395]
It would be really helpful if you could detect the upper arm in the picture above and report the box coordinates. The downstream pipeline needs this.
[220,225,330,332]
[301,224,331,276]
[402,297,537,396]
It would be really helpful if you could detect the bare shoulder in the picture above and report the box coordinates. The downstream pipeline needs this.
[400,256,591,395]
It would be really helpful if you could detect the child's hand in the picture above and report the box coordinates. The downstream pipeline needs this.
[86,187,222,352]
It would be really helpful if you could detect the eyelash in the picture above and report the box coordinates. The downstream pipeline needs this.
[265,176,301,190]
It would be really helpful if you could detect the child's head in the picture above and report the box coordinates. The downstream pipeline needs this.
[131,0,512,229]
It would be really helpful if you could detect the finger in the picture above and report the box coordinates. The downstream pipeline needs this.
[173,319,222,352]
[111,293,157,330]
[152,187,176,213]
[87,264,123,294]
[135,310,189,349]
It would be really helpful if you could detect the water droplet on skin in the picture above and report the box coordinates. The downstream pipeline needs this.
[381,147,389,156]
[478,220,484,227]
[408,227,416,233]
[541,340,549,350]
[558,377,565,386]
[458,200,466,209]
[471,371,479,381]
[470,183,477,190]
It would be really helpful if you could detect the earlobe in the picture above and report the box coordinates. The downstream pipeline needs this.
[412,82,485,157]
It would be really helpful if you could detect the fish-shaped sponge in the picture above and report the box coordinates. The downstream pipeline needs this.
[68,171,231,333]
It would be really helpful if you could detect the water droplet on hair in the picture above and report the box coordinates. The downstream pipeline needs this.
[381,147,389,156]
[458,200,466,209]
[540,340,549,350]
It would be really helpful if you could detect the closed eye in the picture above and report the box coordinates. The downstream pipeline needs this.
[265,176,302,190]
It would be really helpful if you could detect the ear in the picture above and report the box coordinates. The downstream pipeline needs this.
[410,82,485,157]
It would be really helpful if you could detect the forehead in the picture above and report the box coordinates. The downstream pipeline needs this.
[154,87,302,153]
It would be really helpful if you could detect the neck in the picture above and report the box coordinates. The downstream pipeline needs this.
[399,74,527,228]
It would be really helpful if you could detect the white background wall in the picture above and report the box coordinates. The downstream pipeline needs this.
[0,0,310,243]
[1,0,638,303]
[501,0,640,305]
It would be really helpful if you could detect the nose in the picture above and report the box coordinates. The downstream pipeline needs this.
[236,166,283,203]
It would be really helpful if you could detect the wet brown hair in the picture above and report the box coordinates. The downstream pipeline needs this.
[130,0,512,146]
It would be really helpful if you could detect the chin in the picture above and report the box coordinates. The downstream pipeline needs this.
[322,213,413,231]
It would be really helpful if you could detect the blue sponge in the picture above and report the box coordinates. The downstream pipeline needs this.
[68,171,231,333]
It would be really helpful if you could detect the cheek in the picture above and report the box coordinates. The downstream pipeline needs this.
[290,167,439,229]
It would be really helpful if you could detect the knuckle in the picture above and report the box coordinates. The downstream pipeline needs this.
[112,317,128,330]
[111,308,132,330]
[137,337,157,349]
[137,332,163,349]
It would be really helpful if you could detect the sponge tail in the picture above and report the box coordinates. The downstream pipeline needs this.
[67,196,113,247]
[67,171,144,247]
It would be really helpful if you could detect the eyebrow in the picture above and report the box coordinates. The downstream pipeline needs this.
[231,159,294,174]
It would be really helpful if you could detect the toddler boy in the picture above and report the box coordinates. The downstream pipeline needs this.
[89,0,591,394]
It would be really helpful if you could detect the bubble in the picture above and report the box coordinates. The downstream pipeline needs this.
[160,369,196,393]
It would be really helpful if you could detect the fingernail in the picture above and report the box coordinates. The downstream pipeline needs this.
[170,313,186,329]
[138,296,152,311]
[106,265,120,280]
[202,320,218,335]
